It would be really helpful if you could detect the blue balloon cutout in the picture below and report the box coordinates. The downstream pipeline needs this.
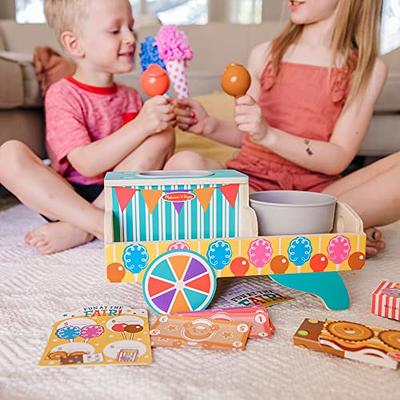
[206,240,232,271]
[123,243,149,274]
[288,236,313,267]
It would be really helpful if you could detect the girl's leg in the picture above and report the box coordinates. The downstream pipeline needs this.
[323,152,400,256]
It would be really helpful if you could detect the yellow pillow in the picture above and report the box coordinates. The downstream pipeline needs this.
[175,91,239,166]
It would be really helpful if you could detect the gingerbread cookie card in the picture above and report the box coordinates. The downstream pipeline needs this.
[150,314,250,351]
[39,305,152,367]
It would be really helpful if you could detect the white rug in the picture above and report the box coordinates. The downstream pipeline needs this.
[0,205,399,400]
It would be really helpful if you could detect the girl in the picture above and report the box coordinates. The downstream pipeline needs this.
[173,0,396,257]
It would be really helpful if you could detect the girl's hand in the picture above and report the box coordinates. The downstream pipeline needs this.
[235,95,268,142]
[175,98,216,136]
[135,96,176,136]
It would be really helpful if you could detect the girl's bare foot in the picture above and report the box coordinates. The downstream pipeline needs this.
[365,227,385,258]
[24,222,94,255]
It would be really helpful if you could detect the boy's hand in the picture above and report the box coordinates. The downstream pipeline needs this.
[175,98,217,136]
[135,96,176,136]
[235,95,268,142]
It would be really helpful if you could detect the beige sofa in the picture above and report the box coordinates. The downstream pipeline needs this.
[0,18,399,162]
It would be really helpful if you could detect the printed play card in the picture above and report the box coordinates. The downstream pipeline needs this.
[150,314,250,351]
[39,305,152,367]
[215,278,294,308]
[178,306,275,339]
[293,318,400,370]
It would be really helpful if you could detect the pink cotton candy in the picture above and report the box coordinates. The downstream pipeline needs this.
[155,25,193,62]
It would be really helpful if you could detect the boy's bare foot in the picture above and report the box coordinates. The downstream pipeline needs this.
[24,222,94,255]
[365,227,385,258]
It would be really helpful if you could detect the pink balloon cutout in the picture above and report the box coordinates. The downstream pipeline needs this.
[248,239,272,269]
[327,235,351,266]
[80,325,104,342]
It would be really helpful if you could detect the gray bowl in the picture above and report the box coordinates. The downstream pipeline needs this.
[249,191,337,236]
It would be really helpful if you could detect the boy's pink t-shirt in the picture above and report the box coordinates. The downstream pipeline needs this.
[45,76,143,185]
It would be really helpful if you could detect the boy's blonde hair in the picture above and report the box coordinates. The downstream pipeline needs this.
[270,0,382,105]
[44,0,89,38]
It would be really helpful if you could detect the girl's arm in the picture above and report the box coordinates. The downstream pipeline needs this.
[175,42,269,148]
[238,58,388,175]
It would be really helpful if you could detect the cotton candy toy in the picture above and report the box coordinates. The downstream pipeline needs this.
[155,25,193,99]
[139,36,166,72]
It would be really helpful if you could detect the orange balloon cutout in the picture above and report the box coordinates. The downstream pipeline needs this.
[141,64,170,97]
[221,63,251,98]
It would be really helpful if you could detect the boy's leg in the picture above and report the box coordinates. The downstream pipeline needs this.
[164,150,222,170]
[0,141,104,253]
[91,128,176,210]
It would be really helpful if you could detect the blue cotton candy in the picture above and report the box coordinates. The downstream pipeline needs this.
[139,36,166,72]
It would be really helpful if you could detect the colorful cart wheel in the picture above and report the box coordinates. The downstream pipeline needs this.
[142,250,217,314]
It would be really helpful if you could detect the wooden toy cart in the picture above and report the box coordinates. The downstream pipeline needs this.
[105,170,366,314]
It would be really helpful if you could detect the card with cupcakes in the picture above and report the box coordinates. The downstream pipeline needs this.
[39,305,152,367]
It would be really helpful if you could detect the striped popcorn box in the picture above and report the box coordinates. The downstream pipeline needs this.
[371,280,400,321]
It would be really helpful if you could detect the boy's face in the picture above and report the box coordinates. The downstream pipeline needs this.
[78,0,136,74]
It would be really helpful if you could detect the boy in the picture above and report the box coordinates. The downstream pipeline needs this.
[0,0,177,254]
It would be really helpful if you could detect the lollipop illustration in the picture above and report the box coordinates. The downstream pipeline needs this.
[327,235,351,270]
[56,326,81,342]
[288,236,313,272]
[155,25,193,98]
[248,239,272,273]
[168,241,190,251]
[112,323,128,339]
[124,324,144,340]
[107,262,126,283]
[80,325,104,343]
[230,257,250,277]
[123,243,149,279]
[207,240,232,274]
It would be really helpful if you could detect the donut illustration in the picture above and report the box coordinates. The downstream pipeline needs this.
[326,321,374,342]
[378,330,400,351]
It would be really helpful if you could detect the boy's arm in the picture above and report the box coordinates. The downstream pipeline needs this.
[67,96,174,177]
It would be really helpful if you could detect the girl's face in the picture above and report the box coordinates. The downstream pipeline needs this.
[288,0,340,25]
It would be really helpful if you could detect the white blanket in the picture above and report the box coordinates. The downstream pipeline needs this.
[0,205,399,400]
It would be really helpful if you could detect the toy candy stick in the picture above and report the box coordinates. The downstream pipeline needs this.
[221,63,251,98]
[156,25,193,99]
[140,64,170,97]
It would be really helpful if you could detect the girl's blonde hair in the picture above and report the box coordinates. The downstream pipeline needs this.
[44,0,89,38]
[271,0,382,104]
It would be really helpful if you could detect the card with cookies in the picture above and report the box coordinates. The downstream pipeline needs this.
[150,314,250,351]
[293,318,400,370]
[39,305,152,367]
